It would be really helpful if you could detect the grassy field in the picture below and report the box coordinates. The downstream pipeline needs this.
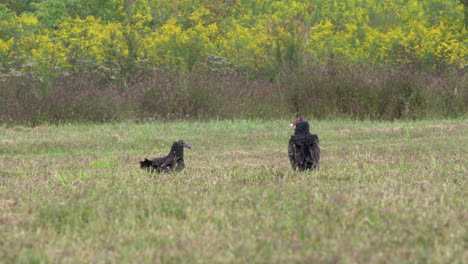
[0,119,466,263]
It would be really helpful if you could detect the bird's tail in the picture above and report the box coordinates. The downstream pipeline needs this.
[140,158,153,169]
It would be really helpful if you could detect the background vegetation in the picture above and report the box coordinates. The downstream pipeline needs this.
[0,0,466,122]
[1,120,466,262]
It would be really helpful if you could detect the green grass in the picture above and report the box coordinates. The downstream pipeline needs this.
[0,119,467,263]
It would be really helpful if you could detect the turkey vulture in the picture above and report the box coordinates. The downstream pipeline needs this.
[140,140,191,173]
[288,118,320,171]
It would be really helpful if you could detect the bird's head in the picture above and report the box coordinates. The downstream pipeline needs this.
[176,140,191,149]
[290,118,305,127]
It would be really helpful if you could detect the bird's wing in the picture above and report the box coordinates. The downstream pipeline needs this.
[290,136,306,165]
[305,135,320,169]
[150,156,167,167]
[288,138,297,169]
[160,156,175,168]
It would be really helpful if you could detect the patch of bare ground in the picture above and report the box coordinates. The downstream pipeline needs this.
[0,199,22,225]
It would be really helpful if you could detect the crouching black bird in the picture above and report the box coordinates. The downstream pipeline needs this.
[288,118,320,171]
[140,140,191,173]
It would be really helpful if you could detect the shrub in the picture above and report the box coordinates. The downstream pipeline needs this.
[1,61,465,124]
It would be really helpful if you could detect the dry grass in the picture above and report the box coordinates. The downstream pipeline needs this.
[1,64,467,124]
[0,119,467,263]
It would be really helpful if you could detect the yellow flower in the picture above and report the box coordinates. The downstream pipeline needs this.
[17,13,38,26]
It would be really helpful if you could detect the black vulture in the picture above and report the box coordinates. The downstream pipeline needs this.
[288,118,320,171]
[140,140,191,173]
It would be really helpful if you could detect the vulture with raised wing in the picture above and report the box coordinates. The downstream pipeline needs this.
[288,118,320,171]
[140,140,191,173]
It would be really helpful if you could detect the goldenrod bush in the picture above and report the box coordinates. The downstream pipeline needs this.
[0,0,465,73]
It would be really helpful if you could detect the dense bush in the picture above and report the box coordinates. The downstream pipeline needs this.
[0,0,466,123]
[0,0,466,74]
[0,63,465,124]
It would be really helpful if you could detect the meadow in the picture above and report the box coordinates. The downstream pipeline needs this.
[0,119,466,263]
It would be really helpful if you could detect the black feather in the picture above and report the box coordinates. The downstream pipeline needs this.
[288,120,320,171]
[140,140,191,173]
